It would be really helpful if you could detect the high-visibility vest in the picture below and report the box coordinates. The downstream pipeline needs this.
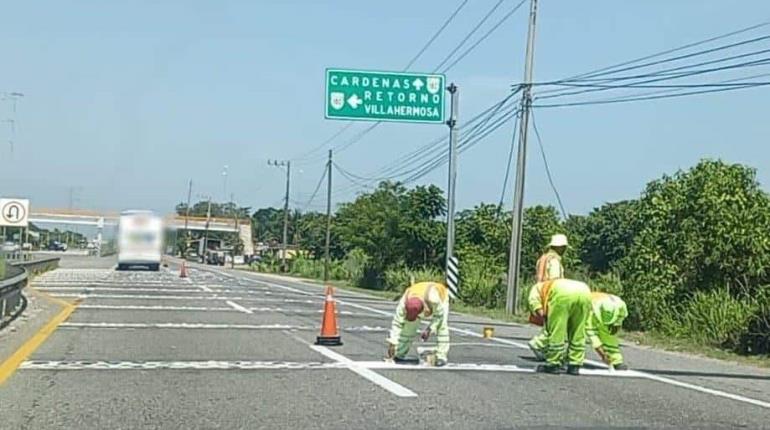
[536,250,563,282]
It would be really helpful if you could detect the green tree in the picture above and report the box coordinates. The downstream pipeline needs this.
[618,159,770,329]
[579,200,639,274]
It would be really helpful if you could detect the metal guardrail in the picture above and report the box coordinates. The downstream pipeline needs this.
[0,256,60,330]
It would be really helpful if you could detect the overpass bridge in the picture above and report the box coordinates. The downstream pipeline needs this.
[28,209,254,254]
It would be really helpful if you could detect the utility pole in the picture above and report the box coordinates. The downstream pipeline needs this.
[183,180,192,257]
[323,150,333,283]
[506,0,539,314]
[269,160,291,272]
[203,197,212,262]
[445,83,459,279]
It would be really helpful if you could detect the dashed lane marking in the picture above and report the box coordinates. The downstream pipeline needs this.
[58,322,390,332]
[226,300,253,314]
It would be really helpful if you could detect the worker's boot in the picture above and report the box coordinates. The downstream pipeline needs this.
[536,364,561,374]
[613,363,628,371]
[435,358,447,367]
[566,364,580,376]
[528,343,545,362]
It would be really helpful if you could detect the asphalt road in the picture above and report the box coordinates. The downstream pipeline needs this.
[1,255,769,429]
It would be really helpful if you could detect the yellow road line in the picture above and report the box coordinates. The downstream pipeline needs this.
[0,302,78,385]
[27,286,75,308]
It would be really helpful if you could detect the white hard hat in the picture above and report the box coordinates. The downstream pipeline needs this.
[548,234,568,248]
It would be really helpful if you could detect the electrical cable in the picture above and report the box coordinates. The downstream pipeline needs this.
[433,0,507,72]
[530,109,567,218]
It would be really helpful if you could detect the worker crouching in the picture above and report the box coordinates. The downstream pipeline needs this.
[588,292,629,370]
[386,282,450,366]
[528,279,592,375]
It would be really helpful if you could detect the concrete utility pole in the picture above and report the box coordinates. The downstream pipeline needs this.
[323,150,333,283]
[269,160,291,272]
[203,197,212,262]
[506,0,539,314]
[183,180,192,257]
[445,83,459,278]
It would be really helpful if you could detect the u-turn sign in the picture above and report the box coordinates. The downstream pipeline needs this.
[0,198,30,227]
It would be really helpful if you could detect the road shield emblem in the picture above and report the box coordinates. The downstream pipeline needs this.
[426,76,442,94]
[330,92,345,110]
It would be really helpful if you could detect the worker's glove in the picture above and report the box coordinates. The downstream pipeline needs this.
[420,328,431,342]
[386,343,396,359]
[595,347,609,364]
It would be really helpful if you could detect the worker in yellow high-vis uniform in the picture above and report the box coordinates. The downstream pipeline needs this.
[536,234,567,282]
[528,278,591,375]
[386,282,450,366]
[529,234,568,360]
[587,292,629,370]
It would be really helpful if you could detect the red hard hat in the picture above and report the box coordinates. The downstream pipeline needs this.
[404,297,424,321]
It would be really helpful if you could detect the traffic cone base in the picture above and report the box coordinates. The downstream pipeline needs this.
[315,335,342,346]
[316,286,342,346]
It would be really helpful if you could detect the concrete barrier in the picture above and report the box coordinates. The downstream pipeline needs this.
[0,257,60,330]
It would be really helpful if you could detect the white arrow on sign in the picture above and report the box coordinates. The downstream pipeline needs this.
[0,198,30,227]
[347,94,362,109]
[412,78,424,91]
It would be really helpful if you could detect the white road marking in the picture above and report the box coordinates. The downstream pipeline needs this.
[226,300,253,314]
[77,304,235,312]
[58,322,390,332]
[17,359,640,379]
[284,282,770,410]
[46,293,319,305]
[199,285,213,292]
[309,345,418,398]
[20,360,347,370]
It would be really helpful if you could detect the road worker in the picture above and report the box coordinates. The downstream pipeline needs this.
[536,234,568,282]
[528,278,592,375]
[386,281,450,366]
[587,292,629,370]
[529,234,568,360]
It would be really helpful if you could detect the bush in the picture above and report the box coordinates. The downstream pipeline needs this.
[342,248,369,286]
[657,288,756,349]
[458,256,506,308]
[290,255,323,279]
[588,272,624,296]
[738,287,770,355]
[383,264,443,292]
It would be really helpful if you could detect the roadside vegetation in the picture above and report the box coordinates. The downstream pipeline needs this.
[213,159,770,358]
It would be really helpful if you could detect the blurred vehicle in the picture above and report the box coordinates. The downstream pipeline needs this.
[48,241,67,251]
[205,250,226,266]
[117,210,164,271]
[2,242,20,252]
[22,242,32,250]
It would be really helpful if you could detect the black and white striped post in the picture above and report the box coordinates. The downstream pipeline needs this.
[446,256,459,299]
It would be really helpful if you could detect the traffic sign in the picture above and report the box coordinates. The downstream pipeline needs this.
[325,69,445,124]
[0,198,29,227]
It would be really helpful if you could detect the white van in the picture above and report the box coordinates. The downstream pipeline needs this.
[117,210,163,271]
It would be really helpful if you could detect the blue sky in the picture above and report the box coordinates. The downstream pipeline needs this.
[1,0,769,216]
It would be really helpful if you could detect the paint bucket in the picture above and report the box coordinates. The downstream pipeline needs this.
[483,326,495,338]
[417,347,437,366]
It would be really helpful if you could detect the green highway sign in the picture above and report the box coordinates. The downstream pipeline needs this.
[325,68,446,124]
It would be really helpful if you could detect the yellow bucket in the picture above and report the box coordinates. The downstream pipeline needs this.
[483,326,495,338]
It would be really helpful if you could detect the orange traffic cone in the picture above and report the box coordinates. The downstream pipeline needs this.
[179,261,188,278]
[315,286,342,346]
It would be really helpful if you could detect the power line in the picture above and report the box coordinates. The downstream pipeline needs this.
[291,0,470,163]
[534,80,770,108]
[299,167,328,211]
[549,21,770,84]
[530,109,567,218]
[536,48,770,100]
[498,110,520,208]
[433,0,507,72]
[405,0,471,70]
[441,0,528,73]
